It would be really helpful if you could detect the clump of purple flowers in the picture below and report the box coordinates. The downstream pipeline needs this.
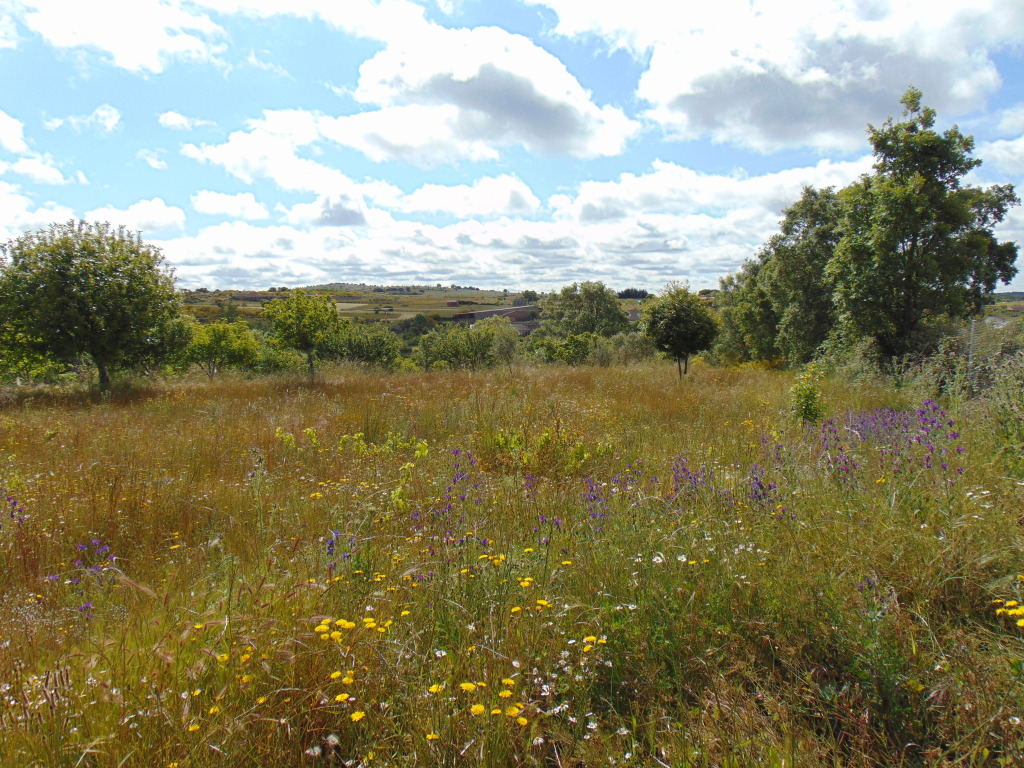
[3,489,28,526]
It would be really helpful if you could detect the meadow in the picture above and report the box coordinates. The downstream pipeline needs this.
[1,362,1023,767]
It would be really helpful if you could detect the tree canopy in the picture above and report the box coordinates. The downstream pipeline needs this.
[716,87,1019,366]
[262,289,344,380]
[539,281,630,338]
[642,282,718,377]
[0,220,184,390]
[828,88,1019,358]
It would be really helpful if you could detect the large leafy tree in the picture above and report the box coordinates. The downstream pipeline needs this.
[642,282,718,378]
[828,87,1019,358]
[758,186,841,365]
[0,221,184,390]
[714,260,780,364]
[539,281,630,338]
[262,289,344,381]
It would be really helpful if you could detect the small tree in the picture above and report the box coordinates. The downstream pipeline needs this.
[0,220,184,391]
[185,320,260,379]
[642,282,718,378]
[262,289,343,380]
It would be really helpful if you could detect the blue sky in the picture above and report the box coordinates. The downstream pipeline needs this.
[2,0,1024,292]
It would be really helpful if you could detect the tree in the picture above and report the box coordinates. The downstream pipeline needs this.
[714,260,780,364]
[539,281,630,338]
[0,220,184,391]
[185,320,260,379]
[642,282,718,378]
[757,186,841,365]
[828,87,1019,358]
[262,289,343,380]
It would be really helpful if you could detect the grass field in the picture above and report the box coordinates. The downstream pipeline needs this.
[1,363,1023,766]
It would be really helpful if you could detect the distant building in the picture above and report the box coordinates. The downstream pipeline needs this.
[447,299,460,307]
[452,305,541,331]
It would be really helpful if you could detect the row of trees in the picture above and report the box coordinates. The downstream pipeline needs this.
[0,224,718,389]
[717,88,1019,366]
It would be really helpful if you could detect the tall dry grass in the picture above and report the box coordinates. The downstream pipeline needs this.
[0,362,1022,767]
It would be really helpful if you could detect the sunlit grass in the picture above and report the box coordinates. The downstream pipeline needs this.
[1,362,1022,766]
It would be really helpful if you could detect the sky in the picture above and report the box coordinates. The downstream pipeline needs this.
[2,0,1024,293]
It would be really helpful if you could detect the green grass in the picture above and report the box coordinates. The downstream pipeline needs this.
[1,363,1023,766]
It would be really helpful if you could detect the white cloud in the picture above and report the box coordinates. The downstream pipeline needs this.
[0,109,28,153]
[181,109,362,198]
[158,111,216,130]
[85,197,186,235]
[339,24,638,161]
[155,154,885,291]
[281,193,368,227]
[526,0,1024,152]
[318,105,501,167]
[11,154,68,184]
[0,13,17,49]
[0,180,75,242]
[192,0,427,44]
[396,174,540,217]
[980,136,1024,176]
[191,190,269,220]
[17,0,224,74]
[137,149,167,170]
[996,105,1024,137]
[46,104,121,133]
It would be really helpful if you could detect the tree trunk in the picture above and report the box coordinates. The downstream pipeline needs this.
[96,360,111,392]
[307,352,315,382]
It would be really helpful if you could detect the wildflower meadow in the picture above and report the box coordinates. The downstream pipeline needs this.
[1,362,1023,767]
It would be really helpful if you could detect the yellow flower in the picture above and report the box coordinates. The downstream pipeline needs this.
[313,624,329,634]
[428,684,444,694]
[459,682,477,692]
[335,693,349,702]
[516,716,528,726]
[1007,601,1020,608]
[350,711,366,722]
[498,690,513,698]
[505,706,520,717]
[583,636,597,643]
[330,671,343,680]
[1017,619,1024,628]
[208,705,220,715]
[426,733,439,740]
[216,653,229,663]
[510,606,522,614]
[501,678,515,686]
[470,704,486,716]
[257,696,267,705]
[491,708,502,716]
[337,620,356,629]
[341,675,354,685]
[187,724,200,732]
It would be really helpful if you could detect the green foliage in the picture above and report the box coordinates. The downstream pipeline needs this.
[343,323,402,369]
[185,321,260,379]
[789,364,826,422]
[641,281,718,376]
[714,261,781,364]
[0,220,185,390]
[717,88,1019,367]
[538,281,630,338]
[987,352,1024,473]
[262,289,344,380]
[418,319,518,371]
[829,88,1019,359]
